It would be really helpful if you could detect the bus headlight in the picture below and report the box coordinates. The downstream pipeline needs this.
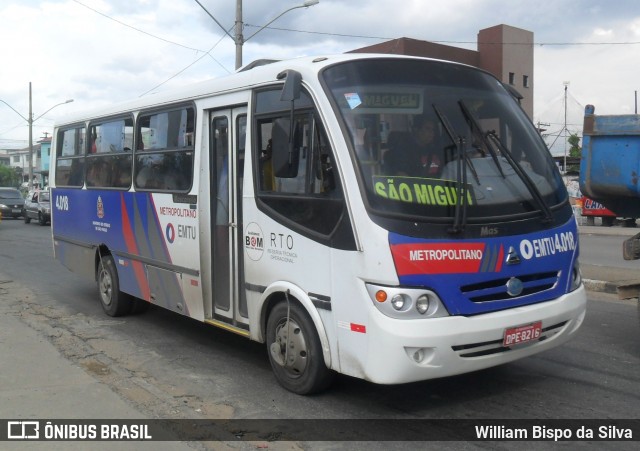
[569,260,582,292]
[366,284,449,319]
[391,294,408,310]
[416,295,430,314]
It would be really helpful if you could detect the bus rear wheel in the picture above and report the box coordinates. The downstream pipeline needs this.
[266,300,334,394]
[97,254,132,317]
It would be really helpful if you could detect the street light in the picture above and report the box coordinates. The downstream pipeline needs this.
[0,82,73,190]
[194,0,320,70]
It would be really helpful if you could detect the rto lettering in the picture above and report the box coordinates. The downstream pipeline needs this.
[270,233,294,250]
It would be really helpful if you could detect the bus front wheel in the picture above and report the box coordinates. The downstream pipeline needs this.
[97,254,132,317]
[266,300,334,394]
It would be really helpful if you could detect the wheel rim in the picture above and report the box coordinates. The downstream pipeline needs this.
[270,318,308,377]
[98,264,113,307]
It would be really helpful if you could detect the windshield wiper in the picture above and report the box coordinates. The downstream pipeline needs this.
[458,100,505,178]
[433,104,472,234]
[485,131,554,223]
[458,100,553,223]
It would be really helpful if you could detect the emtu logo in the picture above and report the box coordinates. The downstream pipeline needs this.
[165,223,176,243]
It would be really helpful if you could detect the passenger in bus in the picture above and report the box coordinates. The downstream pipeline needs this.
[385,116,442,177]
[164,170,179,191]
[114,157,131,188]
[383,131,412,175]
[411,115,442,176]
[87,159,109,186]
[136,160,161,189]
[90,131,97,153]
[260,138,274,191]
[67,159,84,186]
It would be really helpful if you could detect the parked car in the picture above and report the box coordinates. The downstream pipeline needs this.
[23,190,51,226]
[0,187,25,219]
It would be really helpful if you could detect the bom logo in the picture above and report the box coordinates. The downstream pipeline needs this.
[244,222,264,261]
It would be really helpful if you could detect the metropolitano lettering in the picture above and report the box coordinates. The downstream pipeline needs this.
[410,248,482,262]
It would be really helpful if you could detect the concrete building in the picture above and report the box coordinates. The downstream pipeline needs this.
[0,151,10,167]
[351,24,534,119]
[0,135,51,187]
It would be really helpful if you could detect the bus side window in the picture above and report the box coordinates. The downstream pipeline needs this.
[135,107,194,192]
[55,126,86,187]
[86,118,133,189]
[254,87,346,239]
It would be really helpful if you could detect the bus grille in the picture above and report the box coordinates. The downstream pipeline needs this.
[460,271,559,303]
[451,320,568,358]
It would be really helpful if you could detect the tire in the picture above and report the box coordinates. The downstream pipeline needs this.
[266,300,334,394]
[24,214,31,224]
[97,254,132,317]
[38,212,46,226]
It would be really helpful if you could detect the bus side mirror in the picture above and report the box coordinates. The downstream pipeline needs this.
[271,117,300,178]
[502,83,523,105]
[279,70,302,102]
[272,69,303,178]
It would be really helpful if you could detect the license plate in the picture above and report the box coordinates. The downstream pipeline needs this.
[503,321,542,346]
[12,209,20,213]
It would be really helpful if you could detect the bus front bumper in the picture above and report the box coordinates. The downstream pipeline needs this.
[355,286,587,385]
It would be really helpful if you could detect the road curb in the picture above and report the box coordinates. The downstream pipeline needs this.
[583,278,618,295]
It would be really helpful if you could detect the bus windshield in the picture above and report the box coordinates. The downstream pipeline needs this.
[322,59,566,224]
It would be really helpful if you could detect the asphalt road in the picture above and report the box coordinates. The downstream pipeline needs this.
[579,225,640,270]
[0,218,638,449]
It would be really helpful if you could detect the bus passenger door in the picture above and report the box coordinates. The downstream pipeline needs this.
[210,108,248,326]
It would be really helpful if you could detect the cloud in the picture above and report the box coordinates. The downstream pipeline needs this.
[1,0,640,151]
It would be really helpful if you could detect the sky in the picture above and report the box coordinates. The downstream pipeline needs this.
[1,0,639,155]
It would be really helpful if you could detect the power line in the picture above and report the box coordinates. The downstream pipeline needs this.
[244,23,640,46]
[72,0,205,53]
[244,23,395,41]
[69,1,640,50]
[0,123,27,136]
[139,35,230,97]
[69,0,640,108]
[71,0,232,95]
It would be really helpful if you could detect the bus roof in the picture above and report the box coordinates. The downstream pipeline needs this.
[53,53,473,128]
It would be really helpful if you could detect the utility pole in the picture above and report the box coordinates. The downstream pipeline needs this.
[234,0,243,70]
[194,0,319,70]
[28,82,33,190]
[0,84,73,190]
[536,121,550,135]
[563,81,569,174]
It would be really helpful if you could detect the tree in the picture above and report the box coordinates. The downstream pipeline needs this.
[566,133,582,173]
[0,165,20,187]
[569,133,581,157]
